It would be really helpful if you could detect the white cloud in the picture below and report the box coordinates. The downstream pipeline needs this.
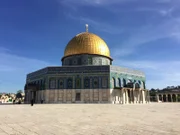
[137,7,175,17]
[0,49,50,92]
[111,17,180,57]
[66,13,123,34]
[60,0,134,6]
[0,47,11,53]
[80,17,123,34]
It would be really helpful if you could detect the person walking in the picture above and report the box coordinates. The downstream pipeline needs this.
[31,99,34,106]
[41,99,43,104]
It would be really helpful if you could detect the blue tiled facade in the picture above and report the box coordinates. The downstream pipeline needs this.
[25,65,146,90]
[26,65,110,90]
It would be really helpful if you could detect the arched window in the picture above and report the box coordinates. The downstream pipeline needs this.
[143,81,146,89]
[75,78,81,89]
[112,77,116,88]
[99,59,102,65]
[123,78,126,87]
[135,83,140,88]
[106,60,108,65]
[67,78,73,89]
[78,58,81,65]
[118,78,121,87]
[127,79,132,83]
[59,79,64,89]
[50,80,56,89]
[93,77,99,88]
[84,77,90,89]
[102,77,107,88]
[88,57,92,65]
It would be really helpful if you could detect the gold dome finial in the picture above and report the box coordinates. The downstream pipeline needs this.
[85,24,88,32]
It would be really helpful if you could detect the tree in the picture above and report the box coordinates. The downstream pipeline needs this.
[16,92,22,99]
[16,90,23,103]
[17,90,22,94]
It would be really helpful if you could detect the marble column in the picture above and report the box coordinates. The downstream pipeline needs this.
[54,90,58,103]
[129,90,131,103]
[132,90,134,103]
[126,90,129,104]
[170,94,173,102]
[166,94,169,102]
[120,89,123,104]
[138,90,141,103]
[45,90,49,103]
[156,94,159,102]
[81,90,84,102]
[122,89,125,104]
[134,90,137,104]
[63,89,66,103]
[161,94,163,102]
[176,94,178,102]
[142,90,145,104]
[148,90,150,103]
[99,89,102,103]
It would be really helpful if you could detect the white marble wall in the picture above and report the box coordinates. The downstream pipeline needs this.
[110,88,149,104]
[27,89,111,103]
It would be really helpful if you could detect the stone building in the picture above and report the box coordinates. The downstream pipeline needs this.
[24,25,150,104]
[156,89,180,102]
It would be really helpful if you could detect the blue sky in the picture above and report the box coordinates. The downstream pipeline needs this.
[0,0,180,93]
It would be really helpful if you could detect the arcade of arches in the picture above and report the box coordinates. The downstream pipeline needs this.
[112,88,150,104]
[156,91,180,102]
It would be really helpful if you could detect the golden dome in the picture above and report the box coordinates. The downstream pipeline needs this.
[63,32,111,58]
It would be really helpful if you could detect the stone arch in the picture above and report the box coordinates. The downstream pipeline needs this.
[112,77,116,88]
[84,77,90,89]
[123,78,126,87]
[163,95,167,102]
[127,89,131,102]
[49,79,56,89]
[172,94,176,102]
[142,81,146,89]
[135,83,140,88]
[67,78,73,89]
[127,79,132,83]
[177,94,180,102]
[93,77,99,88]
[159,95,162,101]
[75,77,81,89]
[59,79,64,89]
[178,94,180,102]
[138,80,142,88]
[118,78,121,87]
[168,94,172,102]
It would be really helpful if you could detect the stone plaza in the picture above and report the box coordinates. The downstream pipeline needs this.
[0,103,180,135]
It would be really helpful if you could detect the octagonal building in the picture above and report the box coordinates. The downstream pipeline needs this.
[24,26,149,104]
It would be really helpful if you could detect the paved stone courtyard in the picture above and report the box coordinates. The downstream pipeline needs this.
[0,103,180,135]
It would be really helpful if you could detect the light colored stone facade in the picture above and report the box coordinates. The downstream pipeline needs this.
[26,88,150,104]
[156,90,180,102]
[26,89,111,104]
[110,88,150,104]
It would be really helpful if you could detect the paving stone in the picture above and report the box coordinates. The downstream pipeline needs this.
[0,103,180,135]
